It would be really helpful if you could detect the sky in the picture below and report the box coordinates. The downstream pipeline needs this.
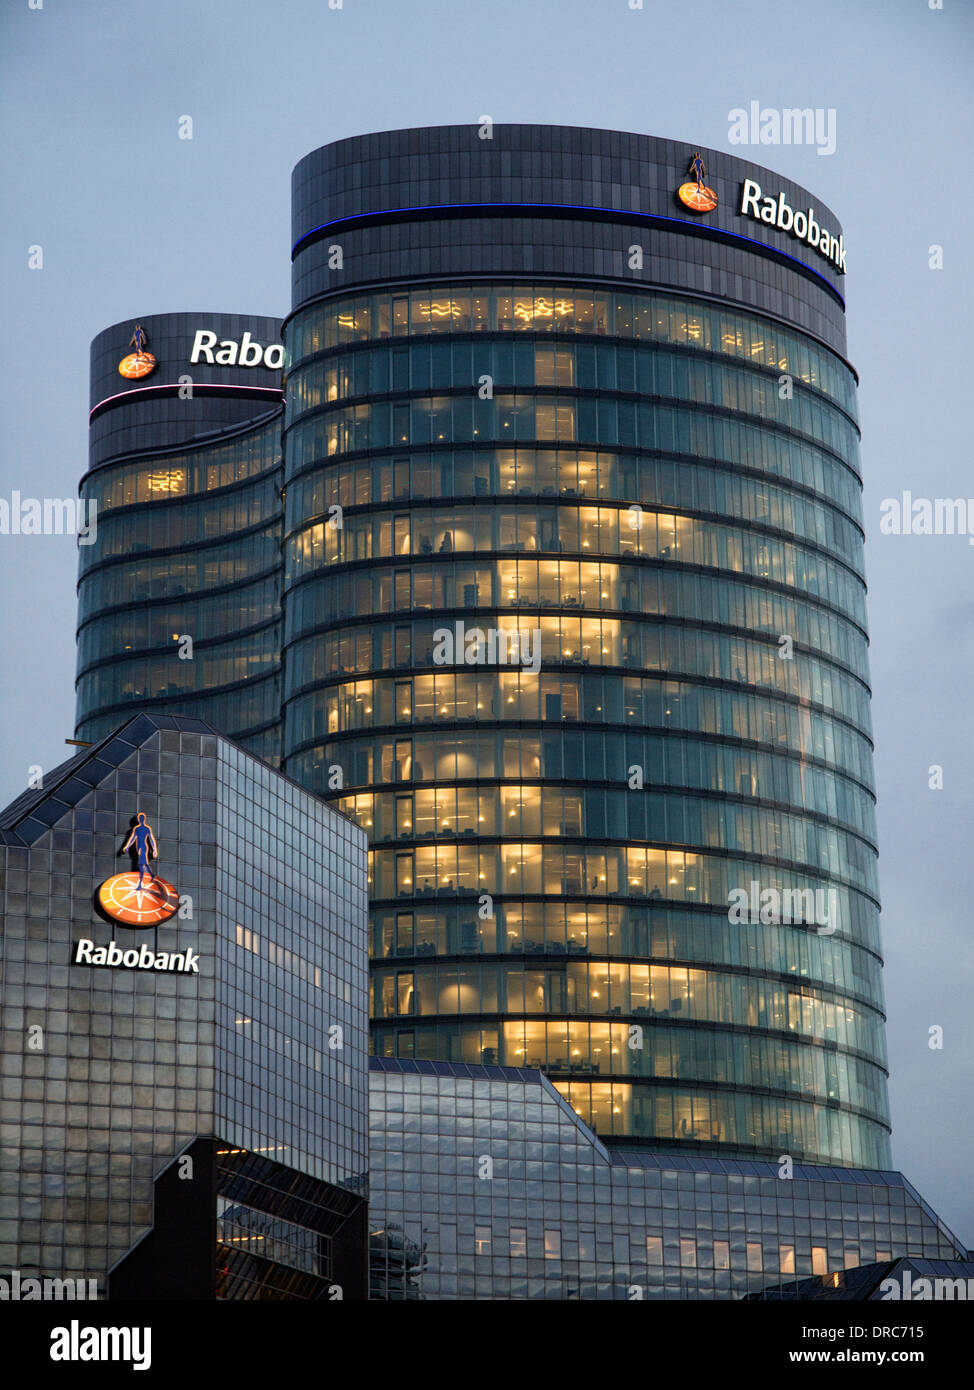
[1,0,972,1246]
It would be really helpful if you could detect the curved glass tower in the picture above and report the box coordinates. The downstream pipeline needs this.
[282,126,888,1167]
[76,312,285,764]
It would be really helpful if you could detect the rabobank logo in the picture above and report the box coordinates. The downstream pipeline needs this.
[190,328,284,369]
[79,811,197,975]
[96,812,178,927]
[677,153,718,214]
[117,322,156,379]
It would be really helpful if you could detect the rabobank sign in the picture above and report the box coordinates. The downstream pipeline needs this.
[190,329,284,369]
[73,939,200,974]
[739,178,846,274]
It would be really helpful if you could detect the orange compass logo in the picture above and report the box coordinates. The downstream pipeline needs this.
[677,153,719,214]
[118,322,156,380]
[97,812,179,926]
[98,872,179,925]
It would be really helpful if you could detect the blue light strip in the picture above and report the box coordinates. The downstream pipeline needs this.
[291,199,845,305]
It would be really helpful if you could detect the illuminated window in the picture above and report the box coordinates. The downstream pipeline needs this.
[396,972,413,1014]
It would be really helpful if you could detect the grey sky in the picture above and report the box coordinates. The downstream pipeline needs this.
[1,0,972,1245]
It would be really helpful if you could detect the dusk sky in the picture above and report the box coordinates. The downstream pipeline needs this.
[2,0,972,1244]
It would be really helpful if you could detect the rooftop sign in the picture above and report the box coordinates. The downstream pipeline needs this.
[739,177,846,274]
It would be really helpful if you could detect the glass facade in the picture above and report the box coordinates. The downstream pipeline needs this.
[282,257,884,1165]
[368,1059,964,1301]
[0,712,368,1297]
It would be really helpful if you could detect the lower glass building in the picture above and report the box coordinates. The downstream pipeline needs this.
[0,712,369,1299]
[367,1059,965,1301]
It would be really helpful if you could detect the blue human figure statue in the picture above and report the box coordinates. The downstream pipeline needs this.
[689,153,706,187]
[129,323,147,356]
[122,812,158,889]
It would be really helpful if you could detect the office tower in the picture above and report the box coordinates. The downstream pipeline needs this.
[77,314,285,765]
[282,127,885,1166]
